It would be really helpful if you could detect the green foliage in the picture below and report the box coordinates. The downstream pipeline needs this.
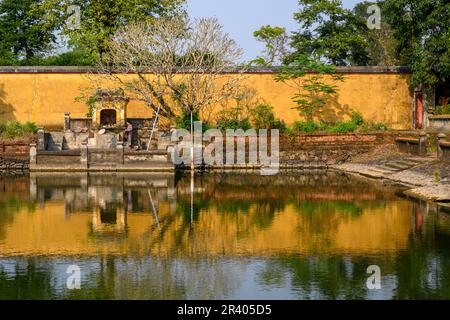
[174,110,200,130]
[381,0,450,86]
[0,121,38,140]
[34,49,96,66]
[289,0,370,66]
[435,104,450,115]
[325,121,359,133]
[216,107,252,131]
[350,111,364,126]
[0,0,56,64]
[174,110,213,132]
[293,121,318,133]
[34,0,185,60]
[250,104,285,130]
[353,1,399,66]
[290,112,387,134]
[276,53,344,122]
[252,25,289,66]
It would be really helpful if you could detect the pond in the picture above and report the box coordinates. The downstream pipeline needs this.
[0,171,449,300]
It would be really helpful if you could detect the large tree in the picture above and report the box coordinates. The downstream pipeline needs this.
[36,0,184,60]
[353,1,399,66]
[0,0,56,64]
[96,16,243,124]
[289,0,370,66]
[252,25,290,66]
[381,0,450,86]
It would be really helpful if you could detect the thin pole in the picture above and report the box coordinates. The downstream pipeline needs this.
[190,169,194,227]
[148,190,160,230]
[147,105,161,151]
[190,109,194,171]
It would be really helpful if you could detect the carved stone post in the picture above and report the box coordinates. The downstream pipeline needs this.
[419,132,428,156]
[64,112,71,132]
[37,127,45,151]
[29,143,37,166]
[437,133,447,160]
[117,141,124,165]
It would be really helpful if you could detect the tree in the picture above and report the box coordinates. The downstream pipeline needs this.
[35,0,184,60]
[96,16,243,125]
[381,0,450,86]
[289,0,370,66]
[0,0,56,64]
[353,1,399,66]
[275,53,344,122]
[252,25,290,66]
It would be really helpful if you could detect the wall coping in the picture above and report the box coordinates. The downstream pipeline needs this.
[429,115,450,119]
[0,65,412,74]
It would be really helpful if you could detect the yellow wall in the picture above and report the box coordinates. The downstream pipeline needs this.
[0,72,413,129]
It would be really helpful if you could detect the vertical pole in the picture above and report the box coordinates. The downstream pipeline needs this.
[190,110,194,172]
[190,109,194,228]
[147,105,161,151]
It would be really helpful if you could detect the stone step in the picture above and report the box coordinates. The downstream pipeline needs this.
[89,163,118,168]
[388,161,415,167]
[370,166,398,174]
[405,157,431,164]
[384,162,413,170]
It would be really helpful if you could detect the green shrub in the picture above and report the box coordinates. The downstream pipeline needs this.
[350,111,364,126]
[435,104,450,115]
[326,121,358,133]
[174,111,213,132]
[288,111,388,134]
[293,121,318,133]
[249,104,285,130]
[0,121,38,140]
[216,107,252,131]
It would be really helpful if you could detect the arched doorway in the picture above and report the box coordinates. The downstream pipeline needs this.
[100,109,117,126]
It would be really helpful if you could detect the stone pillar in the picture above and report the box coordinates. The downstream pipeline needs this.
[419,132,428,156]
[64,112,71,132]
[437,133,447,159]
[37,127,45,151]
[80,141,88,169]
[117,141,124,165]
[29,143,37,166]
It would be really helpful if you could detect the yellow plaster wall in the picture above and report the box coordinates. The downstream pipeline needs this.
[0,72,413,129]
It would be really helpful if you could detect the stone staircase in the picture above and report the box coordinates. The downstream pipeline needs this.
[364,157,428,176]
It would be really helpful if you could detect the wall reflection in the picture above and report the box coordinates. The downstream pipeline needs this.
[0,172,425,257]
[1,172,450,299]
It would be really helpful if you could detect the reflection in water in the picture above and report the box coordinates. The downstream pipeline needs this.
[0,172,450,299]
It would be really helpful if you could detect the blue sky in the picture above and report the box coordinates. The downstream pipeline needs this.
[187,0,364,61]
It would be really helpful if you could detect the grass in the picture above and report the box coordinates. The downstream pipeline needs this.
[289,112,388,134]
[434,104,450,115]
[0,121,38,141]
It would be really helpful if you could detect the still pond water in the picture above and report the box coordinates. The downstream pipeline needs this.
[0,171,449,300]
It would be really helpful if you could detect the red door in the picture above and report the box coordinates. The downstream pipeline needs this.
[416,92,423,129]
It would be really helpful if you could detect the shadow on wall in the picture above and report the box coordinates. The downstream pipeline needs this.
[0,84,15,122]
[317,94,353,123]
